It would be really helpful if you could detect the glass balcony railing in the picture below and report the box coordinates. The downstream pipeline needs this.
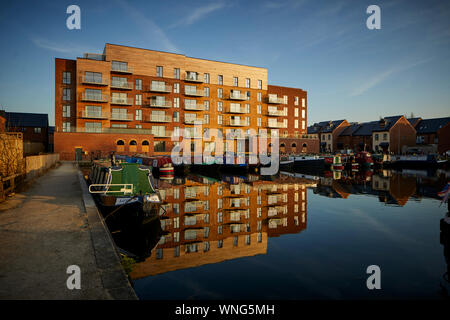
[145,115,172,123]
[146,99,172,108]
[80,93,108,102]
[79,76,108,86]
[184,88,204,97]
[184,72,203,82]
[110,113,133,121]
[110,96,133,105]
[266,96,284,104]
[149,84,172,93]
[79,111,109,119]
[110,81,133,89]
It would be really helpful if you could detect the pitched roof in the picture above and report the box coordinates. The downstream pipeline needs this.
[339,123,361,136]
[407,117,422,127]
[416,117,450,134]
[353,121,379,136]
[4,112,49,128]
[372,115,403,132]
[308,120,346,134]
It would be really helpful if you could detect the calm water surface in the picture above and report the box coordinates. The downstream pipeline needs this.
[110,169,450,300]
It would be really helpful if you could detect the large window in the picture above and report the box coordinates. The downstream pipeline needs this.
[204,87,209,97]
[135,79,142,90]
[218,75,223,85]
[85,122,101,133]
[84,71,102,84]
[156,66,163,77]
[154,141,166,152]
[233,77,238,87]
[62,71,71,84]
[173,83,179,93]
[257,80,262,89]
[85,105,101,117]
[135,109,142,121]
[62,122,70,132]
[63,105,71,117]
[245,78,250,88]
[204,73,210,83]
[217,88,223,98]
[135,94,142,105]
[112,61,128,72]
[174,68,180,79]
[62,88,71,101]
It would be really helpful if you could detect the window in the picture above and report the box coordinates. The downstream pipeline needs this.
[217,225,223,235]
[204,73,210,83]
[295,96,299,105]
[218,75,223,85]
[62,71,71,84]
[112,61,128,72]
[173,111,179,122]
[245,78,250,88]
[295,108,299,117]
[156,66,163,77]
[174,68,180,79]
[174,97,179,108]
[302,120,305,129]
[217,88,223,99]
[135,109,142,121]
[135,79,142,90]
[257,92,261,102]
[257,118,262,126]
[111,76,128,88]
[203,114,209,125]
[218,115,222,125]
[34,127,41,134]
[257,105,261,114]
[174,83,179,93]
[63,122,71,132]
[283,95,288,104]
[302,109,305,118]
[62,88,71,101]
[217,101,223,112]
[204,87,209,97]
[85,122,102,133]
[86,88,103,101]
[204,100,210,111]
[257,80,262,89]
[135,94,142,105]
[136,124,142,129]
[383,133,388,140]
[84,71,102,84]
[302,98,306,107]
[154,141,166,152]
[62,105,70,117]
[233,77,238,86]
[375,134,379,141]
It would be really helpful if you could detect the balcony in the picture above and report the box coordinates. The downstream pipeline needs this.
[110,81,133,90]
[152,130,173,138]
[224,105,248,114]
[184,118,204,125]
[145,98,172,108]
[110,113,133,121]
[227,91,247,101]
[110,96,133,105]
[223,119,249,127]
[184,102,204,111]
[184,88,204,97]
[266,108,287,117]
[79,76,108,86]
[79,111,109,119]
[111,64,133,74]
[144,115,172,123]
[266,96,284,104]
[148,84,172,93]
[184,72,203,83]
[265,120,285,128]
[80,93,108,102]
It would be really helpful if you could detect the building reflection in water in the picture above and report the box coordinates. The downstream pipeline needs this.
[128,174,316,280]
[314,169,449,207]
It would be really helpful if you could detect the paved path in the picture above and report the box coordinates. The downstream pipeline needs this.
[0,162,135,299]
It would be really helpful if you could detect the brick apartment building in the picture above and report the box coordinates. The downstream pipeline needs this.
[55,43,313,160]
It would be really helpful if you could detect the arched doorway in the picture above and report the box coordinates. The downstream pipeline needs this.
[280,143,286,154]
[142,140,150,153]
[116,139,125,152]
[291,143,297,154]
[302,143,307,153]
[129,140,137,153]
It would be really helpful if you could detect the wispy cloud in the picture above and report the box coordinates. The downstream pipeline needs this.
[31,38,94,55]
[350,58,432,97]
[170,2,226,28]
[115,0,179,53]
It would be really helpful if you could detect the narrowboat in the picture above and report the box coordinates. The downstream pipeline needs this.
[289,155,325,169]
[388,154,447,168]
[331,155,345,171]
[88,161,162,215]
[355,151,374,168]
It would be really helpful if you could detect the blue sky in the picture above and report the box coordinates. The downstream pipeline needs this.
[0,0,449,126]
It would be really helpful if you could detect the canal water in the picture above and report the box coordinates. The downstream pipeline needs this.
[109,168,450,300]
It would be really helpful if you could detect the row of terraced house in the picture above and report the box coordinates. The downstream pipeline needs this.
[307,115,450,155]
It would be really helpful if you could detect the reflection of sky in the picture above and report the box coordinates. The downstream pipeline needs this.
[135,187,448,299]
